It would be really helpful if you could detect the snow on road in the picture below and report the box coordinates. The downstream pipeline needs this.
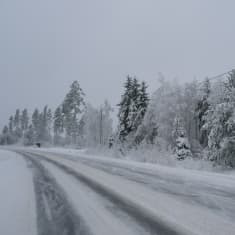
[2,147,235,235]
[23,149,235,235]
[42,160,150,235]
[0,149,37,235]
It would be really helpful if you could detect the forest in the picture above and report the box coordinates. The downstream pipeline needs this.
[1,71,235,167]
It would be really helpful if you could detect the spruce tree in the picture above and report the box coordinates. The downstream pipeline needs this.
[172,116,192,160]
[9,116,14,134]
[14,109,20,129]
[195,78,211,146]
[117,76,133,142]
[32,108,40,142]
[21,109,29,132]
[205,70,235,166]
[53,107,64,145]
[62,81,85,144]
[23,125,34,146]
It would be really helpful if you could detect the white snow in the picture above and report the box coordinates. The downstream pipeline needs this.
[42,160,150,235]
[27,148,235,235]
[0,149,37,235]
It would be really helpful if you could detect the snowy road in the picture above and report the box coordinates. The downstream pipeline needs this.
[1,148,235,235]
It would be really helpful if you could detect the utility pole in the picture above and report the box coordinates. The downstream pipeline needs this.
[99,107,103,145]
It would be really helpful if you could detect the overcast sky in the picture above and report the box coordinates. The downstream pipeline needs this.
[0,0,235,129]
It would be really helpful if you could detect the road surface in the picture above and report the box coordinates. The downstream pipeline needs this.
[1,148,235,235]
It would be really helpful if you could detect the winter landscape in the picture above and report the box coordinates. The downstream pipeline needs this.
[1,1,235,235]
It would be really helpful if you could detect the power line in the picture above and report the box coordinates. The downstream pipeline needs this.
[199,69,234,84]
[208,69,233,81]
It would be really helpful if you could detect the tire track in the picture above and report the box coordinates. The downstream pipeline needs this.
[20,152,91,235]
[21,151,194,235]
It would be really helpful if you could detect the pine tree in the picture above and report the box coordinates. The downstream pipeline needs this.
[98,100,113,146]
[32,108,40,142]
[134,81,149,143]
[14,109,20,129]
[129,78,141,132]
[204,71,235,166]
[9,116,14,134]
[53,107,64,145]
[21,109,29,132]
[1,126,9,145]
[23,125,34,146]
[62,81,85,144]
[195,78,211,146]
[38,106,50,142]
[117,76,133,142]
[118,77,149,144]
[47,108,52,136]
[172,116,192,160]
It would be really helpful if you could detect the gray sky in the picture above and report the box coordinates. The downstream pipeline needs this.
[0,0,235,129]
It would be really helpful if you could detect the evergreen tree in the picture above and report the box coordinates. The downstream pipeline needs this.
[23,124,34,146]
[134,81,149,143]
[195,78,211,146]
[62,81,85,144]
[14,109,20,129]
[32,108,40,142]
[1,126,9,145]
[118,77,149,144]
[172,116,192,160]
[8,116,14,134]
[204,71,235,166]
[117,76,133,142]
[21,109,29,132]
[53,107,64,145]
[47,108,52,137]
[98,100,113,146]
[0,125,15,145]
[129,78,141,132]
[38,105,52,142]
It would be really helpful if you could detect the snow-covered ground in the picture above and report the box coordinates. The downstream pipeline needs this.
[0,149,37,235]
[22,147,235,234]
[1,146,235,235]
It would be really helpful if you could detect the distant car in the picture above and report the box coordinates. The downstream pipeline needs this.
[35,143,41,148]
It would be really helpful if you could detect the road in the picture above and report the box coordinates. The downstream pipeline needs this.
[9,149,235,235]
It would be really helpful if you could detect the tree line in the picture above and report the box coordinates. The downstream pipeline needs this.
[1,71,235,167]
[0,81,113,148]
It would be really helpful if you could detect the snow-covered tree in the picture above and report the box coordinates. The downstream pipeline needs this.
[21,109,29,131]
[140,78,182,146]
[83,104,100,147]
[53,106,64,145]
[117,76,133,142]
[195,78,211,146]
[47,108,53,137]
[8,116,14,134]
[0,125,16,145]
[14,109,20,129]
[204,70,235,166]
[23,124,34,146]
[117,76,149,144]
[98,100,113,145]
[0,126,9,145]
[172,116,192,160]
[32,108,40,142]
[134,81,149,144]
[62,81,85,145]
[38,105,52,143]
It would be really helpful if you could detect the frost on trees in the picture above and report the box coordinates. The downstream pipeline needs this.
[173,116,192,160]
[117,76,149,145]
[62,81,86,145]
[204,70,235,167]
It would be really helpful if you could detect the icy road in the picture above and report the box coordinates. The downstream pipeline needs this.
[0,149,235,235]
